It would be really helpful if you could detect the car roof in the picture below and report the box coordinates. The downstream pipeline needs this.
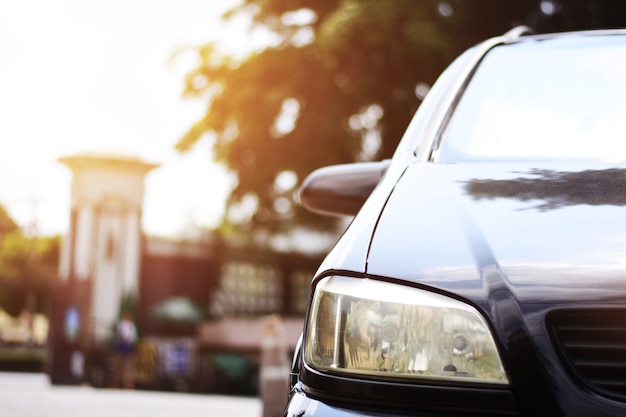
[501,26,626,45]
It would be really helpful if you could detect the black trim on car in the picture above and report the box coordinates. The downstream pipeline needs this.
[299,364,518,415]
[548,308,626,403]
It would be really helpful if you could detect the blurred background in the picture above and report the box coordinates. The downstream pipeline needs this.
[1,0,626,400]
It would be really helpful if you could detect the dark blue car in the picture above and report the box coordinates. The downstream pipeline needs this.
[286,27,626,417]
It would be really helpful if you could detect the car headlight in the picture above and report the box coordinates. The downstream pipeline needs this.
[305,276,508,385]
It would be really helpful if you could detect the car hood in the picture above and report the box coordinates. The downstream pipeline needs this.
[365,161,626,307]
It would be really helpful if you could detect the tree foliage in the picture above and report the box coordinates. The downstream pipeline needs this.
[0,221,60,317]
[177,0,626,236]
[0,204,19,237]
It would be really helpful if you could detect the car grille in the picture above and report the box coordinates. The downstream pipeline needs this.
[549,309,626,401]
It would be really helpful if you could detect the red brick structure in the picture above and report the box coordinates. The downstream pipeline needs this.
[48,152,323,393]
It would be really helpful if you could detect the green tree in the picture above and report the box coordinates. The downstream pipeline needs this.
[0,204,19,237]
[0,232,60,317]
[178,1,460,236]
[177,0,626,237]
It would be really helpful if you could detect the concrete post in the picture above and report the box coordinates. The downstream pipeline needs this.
[260,314,290,417]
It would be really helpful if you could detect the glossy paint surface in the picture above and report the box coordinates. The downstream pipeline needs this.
[367,161,626,305]
[363,161,626,416]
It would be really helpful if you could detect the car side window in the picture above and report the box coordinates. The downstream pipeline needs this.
[394,47,478,161]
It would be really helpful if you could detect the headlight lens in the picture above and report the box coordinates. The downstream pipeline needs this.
[305,276,508,385]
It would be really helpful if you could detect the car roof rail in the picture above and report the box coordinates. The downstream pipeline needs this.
[502,25,534,41]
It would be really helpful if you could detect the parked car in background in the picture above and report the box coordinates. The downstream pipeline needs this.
[285,27,626,417]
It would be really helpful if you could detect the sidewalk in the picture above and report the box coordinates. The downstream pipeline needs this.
[0,372,262,417]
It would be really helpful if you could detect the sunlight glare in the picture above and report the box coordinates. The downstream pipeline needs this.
[0,0,253,236]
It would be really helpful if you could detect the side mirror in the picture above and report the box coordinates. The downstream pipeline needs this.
[299,160,390,216]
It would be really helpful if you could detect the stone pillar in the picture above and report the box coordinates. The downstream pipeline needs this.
[50,152,157,384]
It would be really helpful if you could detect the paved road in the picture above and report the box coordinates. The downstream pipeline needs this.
[0,372,262,417]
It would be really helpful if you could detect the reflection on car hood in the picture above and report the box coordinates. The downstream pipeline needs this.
[365,161,626,307]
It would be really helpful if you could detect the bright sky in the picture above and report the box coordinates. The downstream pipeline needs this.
[0,0,258,238]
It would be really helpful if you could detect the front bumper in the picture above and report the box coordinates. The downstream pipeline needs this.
[283,385,521,417]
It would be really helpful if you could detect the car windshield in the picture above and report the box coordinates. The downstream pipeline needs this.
[438,34,626,162]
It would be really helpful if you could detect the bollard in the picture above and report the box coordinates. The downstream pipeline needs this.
[260,314,290,417]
